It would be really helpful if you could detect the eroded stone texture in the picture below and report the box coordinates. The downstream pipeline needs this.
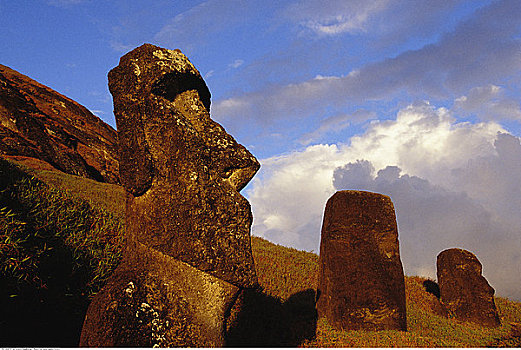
[80,44,259,347]
[437,248,500,327]
[317,190,407,331]
[80,240,240,347]
[109,44,259,288]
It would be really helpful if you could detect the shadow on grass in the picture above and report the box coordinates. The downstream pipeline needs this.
[0,244,92,347]
[423,279,441,299]
[225,288,318,347]
[0,158,107,347]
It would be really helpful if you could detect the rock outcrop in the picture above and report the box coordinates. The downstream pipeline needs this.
[437,248,500,327]
[80,44,260,347]
[317,190,407,331]
[0,64,119,183]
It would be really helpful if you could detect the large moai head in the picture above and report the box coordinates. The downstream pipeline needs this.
[108,43,260,288]
[437,248,500,327]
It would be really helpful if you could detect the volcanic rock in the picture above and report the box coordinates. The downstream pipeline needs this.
[80,44,259,347]
[79,240,240,347]
[437,248,500,327]
[108,43,259,287]
[317,190,407,331]
[0,64,119,183]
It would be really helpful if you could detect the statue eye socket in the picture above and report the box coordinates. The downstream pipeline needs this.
[222,168,234,179]
[150,72,211,112]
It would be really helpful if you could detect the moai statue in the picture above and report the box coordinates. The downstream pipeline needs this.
[317,190,407,331]
[80,44,259,347]
[437,248,500,327]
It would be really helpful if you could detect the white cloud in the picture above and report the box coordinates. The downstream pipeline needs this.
[343,102,503,183]
[282,0,475,43]
[212,74,341,124]
[454,85,521,121]
[228,59,244,69]
[88,109,105,115]
[109,40,138,53]
[211,96,253,123]
[248,102,521,299]
[284,0,390,35]
[248,144,346,251]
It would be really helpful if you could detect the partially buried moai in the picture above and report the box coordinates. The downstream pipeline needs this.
[317,190,407,331]
[437,248,500,327]
[80,44,260,347]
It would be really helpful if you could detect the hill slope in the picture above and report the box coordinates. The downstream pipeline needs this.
[1,157,520,347]
[0,64,119,183]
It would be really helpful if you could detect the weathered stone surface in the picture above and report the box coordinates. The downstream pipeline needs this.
[317,190,407,331]
[80,240,240,347]
[108,43,259,287]
[81,44,259,347]
[0,64,119,183]
[437,248,500,327]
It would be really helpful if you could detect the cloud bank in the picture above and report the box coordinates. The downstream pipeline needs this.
[213,0,521,126]
[248,102,521,300]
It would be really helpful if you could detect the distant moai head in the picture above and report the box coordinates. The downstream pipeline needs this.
[108,43,260,288]
[437,248,500,327]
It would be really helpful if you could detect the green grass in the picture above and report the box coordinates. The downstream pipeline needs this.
[252,238,521,347]
[0,158,124,297]
[1,156,520,347]
[5,156,126,221]
[0,158,124,346]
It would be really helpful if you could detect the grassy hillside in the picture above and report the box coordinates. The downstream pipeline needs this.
[1,156,520,347]
[0,157,124,346]
[253,237,521,347]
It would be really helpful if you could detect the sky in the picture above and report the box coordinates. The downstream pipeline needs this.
[1,0,521,300]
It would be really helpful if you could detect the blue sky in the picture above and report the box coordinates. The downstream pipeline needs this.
[1,0,521,300]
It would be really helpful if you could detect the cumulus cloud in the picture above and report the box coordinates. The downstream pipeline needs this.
[248,102,521,299]
[248,143,345,249]
[454,85,521,121]
[333,162,520,300]
[213,0,521,125]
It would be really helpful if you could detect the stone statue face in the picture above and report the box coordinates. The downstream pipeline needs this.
[109,44,259,288]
